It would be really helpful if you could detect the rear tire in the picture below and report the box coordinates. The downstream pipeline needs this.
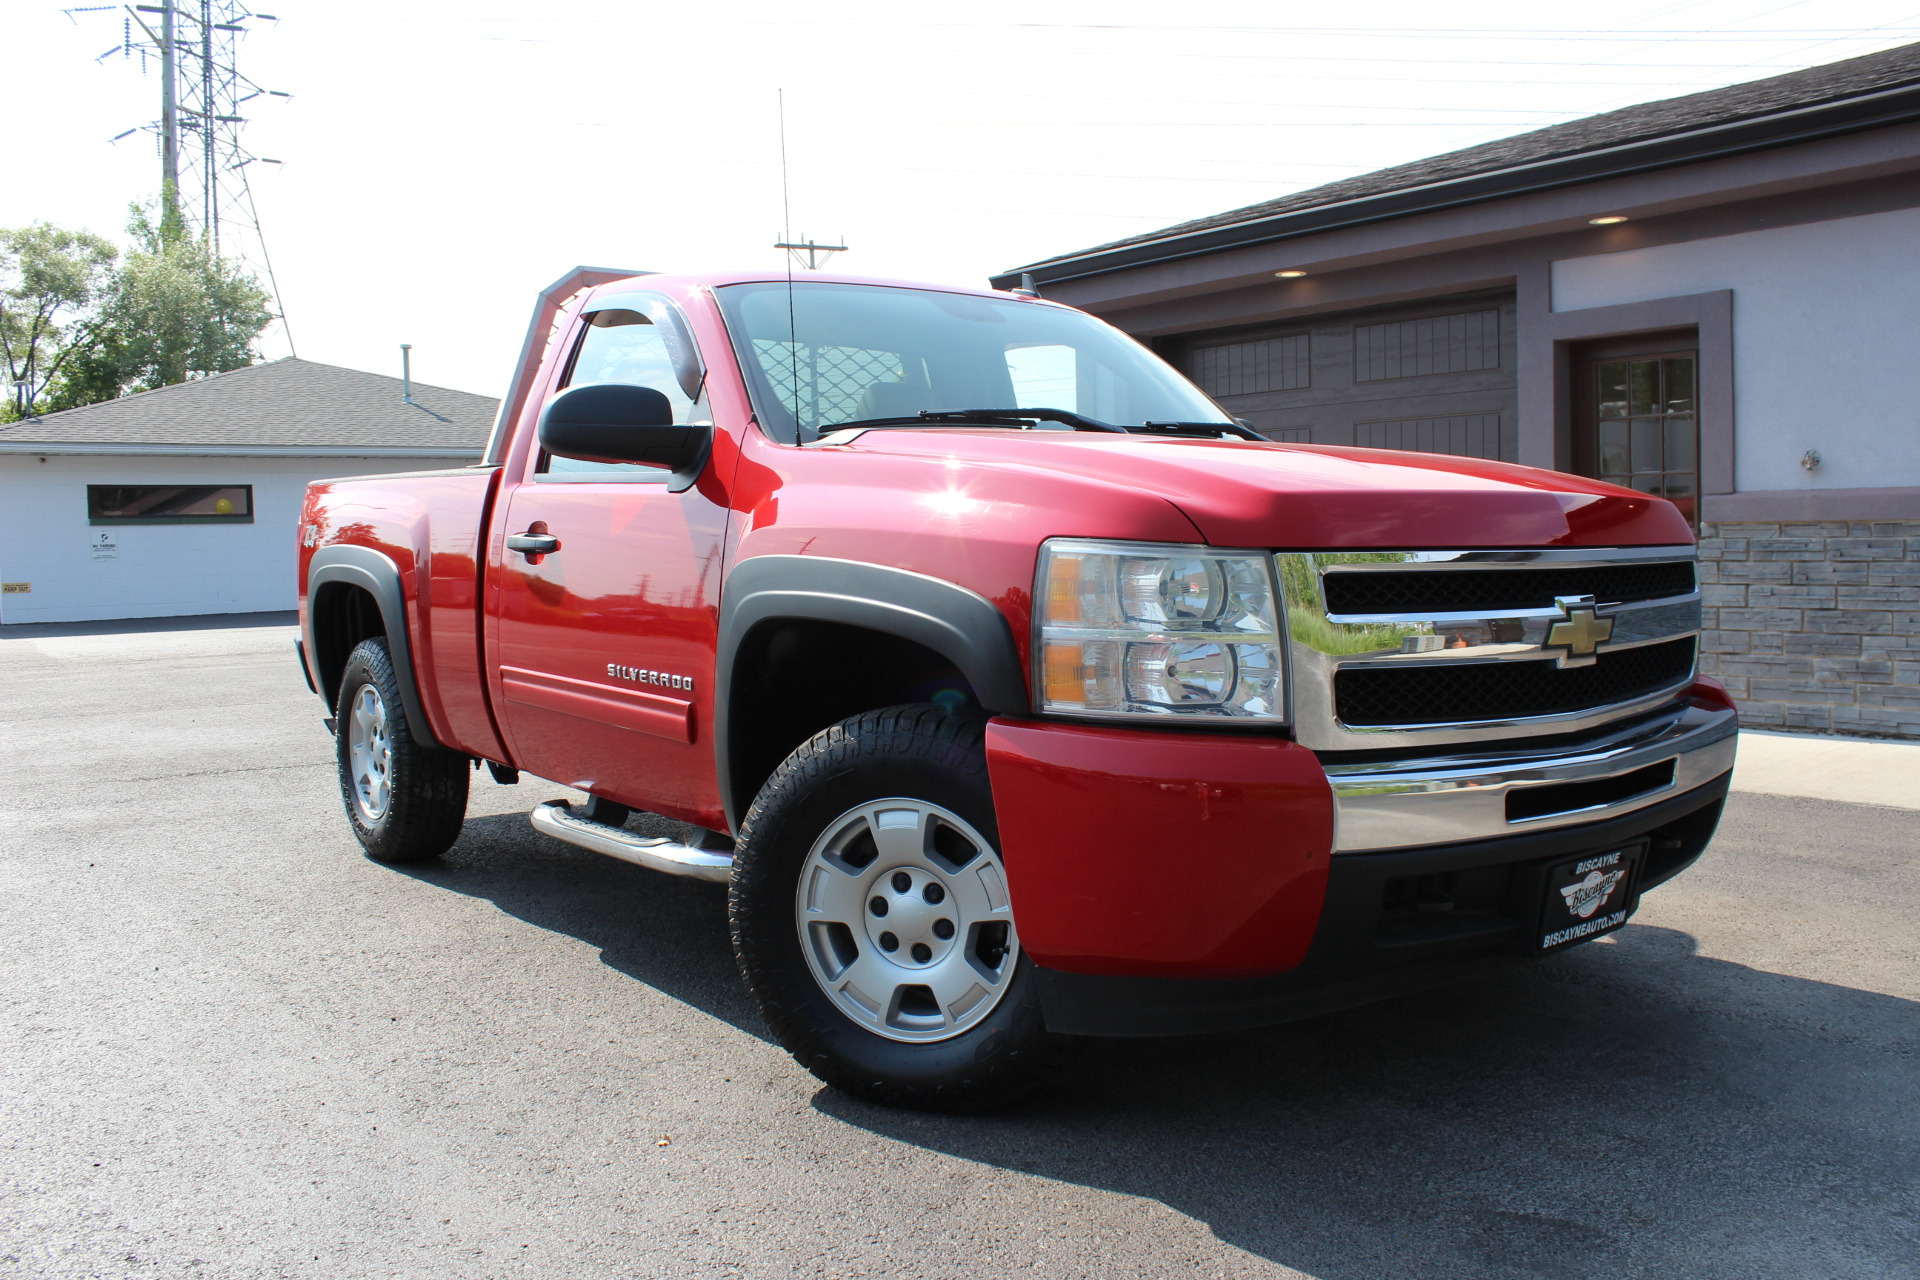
[334,636,469,863]
[729,704,1075,1111]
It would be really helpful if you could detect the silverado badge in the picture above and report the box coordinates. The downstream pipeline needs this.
[1544,594,1614,668]
[609,663,693,693]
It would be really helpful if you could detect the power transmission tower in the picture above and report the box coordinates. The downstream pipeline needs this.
[70,2,295,347]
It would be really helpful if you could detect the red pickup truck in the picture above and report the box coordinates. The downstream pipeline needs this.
[297,267,1737,1110]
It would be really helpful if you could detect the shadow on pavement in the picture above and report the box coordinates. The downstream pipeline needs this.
[0,609,297,638]
[822,925,1920,1278]
[397,808,1920,1278]
[397,808,769,1041]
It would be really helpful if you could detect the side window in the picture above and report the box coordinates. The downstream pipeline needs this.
[540,308,700,480]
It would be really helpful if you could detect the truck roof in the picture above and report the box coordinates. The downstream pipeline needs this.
[581,270,1046,304]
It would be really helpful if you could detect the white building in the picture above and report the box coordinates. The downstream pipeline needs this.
[0,359,496,624]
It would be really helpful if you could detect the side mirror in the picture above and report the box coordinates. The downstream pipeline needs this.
[537,384,712,491]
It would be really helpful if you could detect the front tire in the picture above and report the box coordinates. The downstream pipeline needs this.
[729,705,1074,1111]
[334,636,469,863]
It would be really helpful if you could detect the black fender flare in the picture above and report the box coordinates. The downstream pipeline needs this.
[714,555,1028,831]
[304,544,442,749]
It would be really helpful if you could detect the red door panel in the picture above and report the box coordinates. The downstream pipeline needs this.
[493,479,728,828]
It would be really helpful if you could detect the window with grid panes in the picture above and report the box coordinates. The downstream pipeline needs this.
[1593,354,1697,526]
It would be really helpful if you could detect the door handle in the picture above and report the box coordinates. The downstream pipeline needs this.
[507,532,560,555]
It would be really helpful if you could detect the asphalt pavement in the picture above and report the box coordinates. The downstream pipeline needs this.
[3,614,1916,1280]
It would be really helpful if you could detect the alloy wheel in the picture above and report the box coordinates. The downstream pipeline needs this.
[794,798,1019,1043]
[347,684,393,825]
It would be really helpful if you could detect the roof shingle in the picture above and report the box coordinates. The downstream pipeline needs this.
[0,358,498,452]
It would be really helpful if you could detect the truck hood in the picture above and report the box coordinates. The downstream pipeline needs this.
[831,429,1694,548]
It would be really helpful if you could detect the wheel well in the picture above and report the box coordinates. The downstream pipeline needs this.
[310,582,386,709]
[727,619,982,817]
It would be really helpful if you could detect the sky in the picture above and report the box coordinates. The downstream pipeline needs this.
[12,0,1920,397]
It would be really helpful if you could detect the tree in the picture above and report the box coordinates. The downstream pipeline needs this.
[0,223,117,421]
[44,197,274,412]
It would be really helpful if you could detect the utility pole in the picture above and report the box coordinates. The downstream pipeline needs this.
[158,0,180,216]
[774,236,849,270]
[199,0,216,248]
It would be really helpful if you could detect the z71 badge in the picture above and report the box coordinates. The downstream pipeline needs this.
[608,663,694,693]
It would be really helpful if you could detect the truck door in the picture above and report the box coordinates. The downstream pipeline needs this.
[489,292,729,828]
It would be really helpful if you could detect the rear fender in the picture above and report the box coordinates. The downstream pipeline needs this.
[304,544,441,749]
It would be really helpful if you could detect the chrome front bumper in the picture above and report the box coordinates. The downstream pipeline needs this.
[1324,701,1738,853]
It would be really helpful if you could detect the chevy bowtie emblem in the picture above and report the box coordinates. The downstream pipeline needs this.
[1544,594,1614,668]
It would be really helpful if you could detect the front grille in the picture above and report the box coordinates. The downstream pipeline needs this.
[1322,561,1696,616]
[1336,638,1696,727]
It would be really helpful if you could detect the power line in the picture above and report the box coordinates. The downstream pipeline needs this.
[309,12,1920,40]
[1359,3,1920,156]
[757,120,1587,128]
[450,32,1913,68]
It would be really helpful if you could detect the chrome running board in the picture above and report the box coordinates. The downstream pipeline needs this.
[529,799,734,883]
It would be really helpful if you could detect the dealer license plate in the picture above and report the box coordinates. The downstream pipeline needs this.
[1537,845,1642,951]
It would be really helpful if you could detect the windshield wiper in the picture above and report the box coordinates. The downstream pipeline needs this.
[920,408,1129,433]
[814,409,1265,440]
[817,407,1127,434]
[1139,420,1269,441]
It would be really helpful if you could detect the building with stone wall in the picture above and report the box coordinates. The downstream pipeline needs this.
[1700,520,1919,737]
[997,44,1920,740]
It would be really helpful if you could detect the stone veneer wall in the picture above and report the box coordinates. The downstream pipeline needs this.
[1697,520,1920,740]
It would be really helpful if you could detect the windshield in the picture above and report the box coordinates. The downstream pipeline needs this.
[713,281,1232,444]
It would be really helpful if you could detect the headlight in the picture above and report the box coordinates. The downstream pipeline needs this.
[1035,539,1286,721]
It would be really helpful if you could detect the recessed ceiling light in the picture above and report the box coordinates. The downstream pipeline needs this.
[1589,215,1629,225]
[1275,269,1307,278]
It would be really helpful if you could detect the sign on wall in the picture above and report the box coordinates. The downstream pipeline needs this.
[90,531,118,561]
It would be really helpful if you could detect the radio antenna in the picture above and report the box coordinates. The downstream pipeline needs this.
[779,89,799,426]
[778,88,793,251]
[772,92,849,436]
